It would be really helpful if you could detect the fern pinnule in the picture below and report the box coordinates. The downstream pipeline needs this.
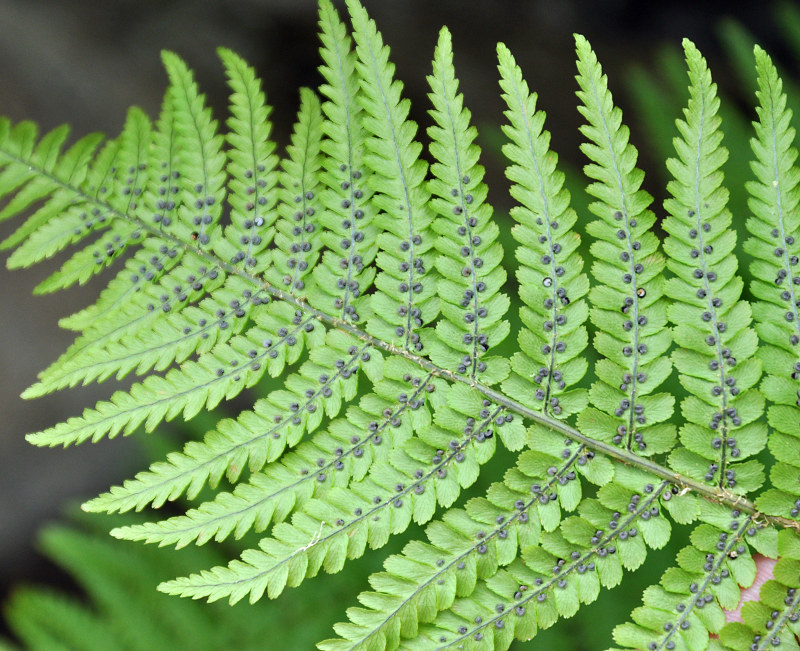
[144,6,530,606]
[268,87,323,294]
[217,46,279,275]
[425,27,510,387]
[573,34,675,459]
[310,0,377,324]
[160,51,226,248]
[663,39,765,495]
[496,42,589,428]
[743,46,800,523]
[117,20,520,567]
[347,0,438,354]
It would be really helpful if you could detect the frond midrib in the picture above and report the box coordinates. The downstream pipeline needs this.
[5,108,797,535]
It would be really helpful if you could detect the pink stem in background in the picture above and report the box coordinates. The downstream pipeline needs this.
[710,554,779,641]
[724,554,777,624]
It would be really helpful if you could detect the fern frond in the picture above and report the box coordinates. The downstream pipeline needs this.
[573,34,675,458]
[742,47,800,521]
[144,9,528,608]
[11,3,800,649]
[664,39,765,494]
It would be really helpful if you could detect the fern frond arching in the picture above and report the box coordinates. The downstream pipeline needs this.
[9,2,800,649]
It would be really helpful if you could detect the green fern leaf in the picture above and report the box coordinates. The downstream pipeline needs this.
[496,42,589,426]
[744,46,800,522]
[309,0,376,323]
[424,27,510,387]
[663,39,765,494]
[216,46,279,272]
[9,3,800,650]
[573,34,675,458]
[347,0,438,353]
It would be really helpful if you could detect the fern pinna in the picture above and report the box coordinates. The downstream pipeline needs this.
[6,0,800,648]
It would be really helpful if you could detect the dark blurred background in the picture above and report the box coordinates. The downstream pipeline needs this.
[0,0,797,648]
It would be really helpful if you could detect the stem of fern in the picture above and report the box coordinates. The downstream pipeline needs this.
[228,277,800,534]
[5,143,797,533]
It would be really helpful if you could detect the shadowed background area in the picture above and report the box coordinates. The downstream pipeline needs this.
[0,0,796,648]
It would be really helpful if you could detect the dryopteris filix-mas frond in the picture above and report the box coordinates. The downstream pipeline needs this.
[6,1,800,649]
